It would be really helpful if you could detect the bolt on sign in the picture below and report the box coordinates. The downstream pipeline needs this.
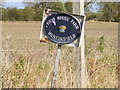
[40,9,85,46]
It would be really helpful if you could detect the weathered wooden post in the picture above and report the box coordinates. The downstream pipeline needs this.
[73,0,86,88]
[80,0,86,88]
[0,15,2,90]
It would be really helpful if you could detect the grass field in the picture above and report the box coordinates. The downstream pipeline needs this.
[1,21,118,88]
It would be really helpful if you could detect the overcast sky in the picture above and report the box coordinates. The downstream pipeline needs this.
[4,2,25,9]
[3,2,100,13]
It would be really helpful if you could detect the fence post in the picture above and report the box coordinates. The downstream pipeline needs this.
[73,0,86,88]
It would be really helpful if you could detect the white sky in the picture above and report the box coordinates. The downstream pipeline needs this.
[3,0,24,2]
[2,0,120,9]
[2,0,120,2]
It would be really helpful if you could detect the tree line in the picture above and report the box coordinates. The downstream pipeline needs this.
[1,2,120,22]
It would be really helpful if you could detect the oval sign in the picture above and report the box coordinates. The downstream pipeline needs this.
[43,13,81,44]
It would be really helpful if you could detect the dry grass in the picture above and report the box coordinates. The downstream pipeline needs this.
[1,21,118,88]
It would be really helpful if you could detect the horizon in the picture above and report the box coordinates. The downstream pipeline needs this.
[3,1,99,12]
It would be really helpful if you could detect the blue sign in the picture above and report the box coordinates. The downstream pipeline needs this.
[43,13,81,44]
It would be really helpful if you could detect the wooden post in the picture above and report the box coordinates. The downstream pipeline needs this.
[0,18,2,90]
[80,0,86,88]
[73,1,81,87]
[73,0,86,88]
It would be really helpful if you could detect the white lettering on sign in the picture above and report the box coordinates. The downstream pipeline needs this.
[70,19,79,30]
[46,18,55,26]
[48,31,76,42]
[57,16,70,22]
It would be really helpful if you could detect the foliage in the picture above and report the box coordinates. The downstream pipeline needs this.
[96,36,105,53]
[98,2,119,22]
[48,2,66,12]
[2,7,20,21]
[1,2,120,22]
[64,2,73,13]
[85,12,99,21]
[85,36,118,88]
[2,36,118,88]
[23,1,66,21]
[22,6,35,21]
[1,21,118,88]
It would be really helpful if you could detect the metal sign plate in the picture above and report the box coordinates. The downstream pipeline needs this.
[43,13,81,44]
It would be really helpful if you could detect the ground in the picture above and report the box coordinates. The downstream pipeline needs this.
[1,21,118,88]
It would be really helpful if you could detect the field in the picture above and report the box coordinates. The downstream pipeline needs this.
[1,21,118,88]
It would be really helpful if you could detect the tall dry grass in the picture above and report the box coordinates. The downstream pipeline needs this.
[1,21,118,88]
[1,36,118,88]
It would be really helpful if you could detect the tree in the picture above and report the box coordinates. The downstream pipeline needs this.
[22,6,35,21]
[1,8,7,21]
[7,7,21,21]
[99,2,119,22]
[0,0,5,21]
[2,7,21,21]
[23,1,66,21]
[113,3,120,22]
[64,2,72,13]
